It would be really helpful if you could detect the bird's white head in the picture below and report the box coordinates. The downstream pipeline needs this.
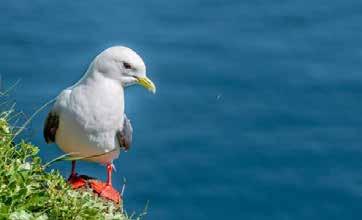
[91,46,156,93]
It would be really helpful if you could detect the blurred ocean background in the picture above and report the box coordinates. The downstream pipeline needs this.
[1,0,362,219]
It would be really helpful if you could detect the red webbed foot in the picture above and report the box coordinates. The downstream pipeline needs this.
[89,180,121,203]
[67,161,86,189]
[68,174,86,189]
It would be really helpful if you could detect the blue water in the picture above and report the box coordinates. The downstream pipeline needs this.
[2,0,362,219]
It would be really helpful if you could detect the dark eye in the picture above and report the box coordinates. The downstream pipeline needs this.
[123,62,132,69]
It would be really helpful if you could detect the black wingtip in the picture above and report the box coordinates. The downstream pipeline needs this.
[43,112,59,144]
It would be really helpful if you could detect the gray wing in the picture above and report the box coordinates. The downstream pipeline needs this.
[43,111,59,143]
[116,114,133,151]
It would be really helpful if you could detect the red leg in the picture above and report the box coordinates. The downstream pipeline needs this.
[106,163,112,185]
[71,160,76,176]
[68,161,86,189]
[90,163,121,203]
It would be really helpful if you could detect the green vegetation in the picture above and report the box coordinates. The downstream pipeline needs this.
[0,112,143,220]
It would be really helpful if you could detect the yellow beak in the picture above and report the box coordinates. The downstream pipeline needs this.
[137,76,156,94]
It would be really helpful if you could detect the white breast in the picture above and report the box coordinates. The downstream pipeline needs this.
[54,74,124,164]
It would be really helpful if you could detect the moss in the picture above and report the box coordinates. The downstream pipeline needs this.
[0,112,142,220]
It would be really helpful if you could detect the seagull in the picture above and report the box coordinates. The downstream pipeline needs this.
[43,46,156,203]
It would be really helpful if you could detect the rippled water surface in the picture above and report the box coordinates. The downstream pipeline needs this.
[2,1,362,219]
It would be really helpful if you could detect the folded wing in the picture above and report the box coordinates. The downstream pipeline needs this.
[116,114,133,150]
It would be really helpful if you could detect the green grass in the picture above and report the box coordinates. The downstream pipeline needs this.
[0,111,145,220]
